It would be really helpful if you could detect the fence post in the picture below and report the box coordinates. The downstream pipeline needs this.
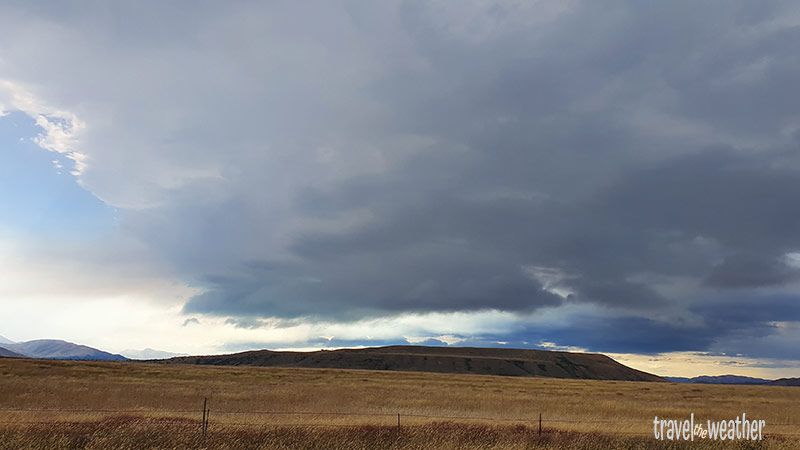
[397,413,400,432]
[202,397,208,441]
[538,412,542,436]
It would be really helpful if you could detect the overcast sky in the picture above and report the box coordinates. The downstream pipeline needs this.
[2,0,800,378]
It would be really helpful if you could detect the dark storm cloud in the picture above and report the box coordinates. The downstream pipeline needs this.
[706,253,800,288]
[175,3,800,351]
[185,243,565,319]
[185,146,800,315]
[541,317,718,355]
[697,294,800,330]
[4,0,800,360]
[528,294,800,357]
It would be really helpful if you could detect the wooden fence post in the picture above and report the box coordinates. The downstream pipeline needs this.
[202,397,208,441]
[538,412,542,436]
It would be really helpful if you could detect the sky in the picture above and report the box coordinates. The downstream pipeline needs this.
[1,0,800,378]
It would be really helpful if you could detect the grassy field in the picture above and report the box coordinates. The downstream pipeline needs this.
[0,357,798,449]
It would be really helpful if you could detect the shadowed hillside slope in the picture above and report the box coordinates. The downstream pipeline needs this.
[158,345,664,382]
[0,346,25,358]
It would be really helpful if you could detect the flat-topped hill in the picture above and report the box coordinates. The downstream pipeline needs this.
[157,345,664,382]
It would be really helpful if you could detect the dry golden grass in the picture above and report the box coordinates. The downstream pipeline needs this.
[1,357,798,449]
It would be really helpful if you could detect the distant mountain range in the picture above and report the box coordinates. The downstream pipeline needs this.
[666,374,800,387]
[666,375,773,385]
[0,339,127,360]
[157,345,666,382]
[121,348,188,360]
[767,378,800,386]
[0,338,183,361]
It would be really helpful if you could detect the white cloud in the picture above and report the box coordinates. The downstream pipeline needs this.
[537,341,587,353]
[0,80,87,175]
[785,252,800,269]
[522,266,576,299]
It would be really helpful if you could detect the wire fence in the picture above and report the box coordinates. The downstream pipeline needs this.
[1,405,799,438]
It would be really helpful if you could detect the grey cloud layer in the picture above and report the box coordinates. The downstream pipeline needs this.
[2,0,800,357]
